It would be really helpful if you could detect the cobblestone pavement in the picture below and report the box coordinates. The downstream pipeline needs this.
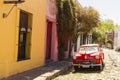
[53,49,120,80]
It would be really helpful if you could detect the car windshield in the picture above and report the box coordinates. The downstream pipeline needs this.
[79,46,98,53]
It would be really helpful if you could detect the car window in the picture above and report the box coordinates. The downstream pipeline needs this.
[79,46,98,53]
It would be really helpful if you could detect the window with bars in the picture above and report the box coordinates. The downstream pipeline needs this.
[17,10,32,61]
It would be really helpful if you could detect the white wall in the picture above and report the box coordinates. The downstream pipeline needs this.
[114,30,120,49]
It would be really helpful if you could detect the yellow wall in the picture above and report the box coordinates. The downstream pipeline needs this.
[0,0,46,78]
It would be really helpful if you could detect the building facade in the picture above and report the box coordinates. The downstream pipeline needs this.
[114,30,120,50]
[105,32,114,49]
[0,0,46,78]
[46,0,58,61]
[74,32,92,53]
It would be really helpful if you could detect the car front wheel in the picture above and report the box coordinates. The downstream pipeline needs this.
[73,66,79,71]
[97,61,104,70]
[98,65,103,70]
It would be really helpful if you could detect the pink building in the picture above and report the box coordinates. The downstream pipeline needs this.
[46,0,58,61]
[46,0,70,62]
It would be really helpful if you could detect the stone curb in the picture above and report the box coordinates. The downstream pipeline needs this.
[43,62,72,80]
[0,61,72,80]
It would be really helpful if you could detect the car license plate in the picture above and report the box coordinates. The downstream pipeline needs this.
[77,60,82,64]
[82,65,90,68]
[87,56,93,59]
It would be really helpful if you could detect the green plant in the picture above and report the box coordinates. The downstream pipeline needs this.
[56,0,77,60]
[106,39,113,44]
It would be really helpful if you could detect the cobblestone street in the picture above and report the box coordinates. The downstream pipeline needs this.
[53,49,120,80]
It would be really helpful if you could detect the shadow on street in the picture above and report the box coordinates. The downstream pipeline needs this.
[61,67,104,76]
[73,67,103,73]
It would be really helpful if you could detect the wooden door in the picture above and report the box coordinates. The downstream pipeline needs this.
[46,21,52,60]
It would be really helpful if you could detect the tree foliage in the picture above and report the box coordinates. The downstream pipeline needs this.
[92,19,116,44]
[77,6,100,44]
[56,0,100,60]
[56,0,77,60]
[107,39,113,44]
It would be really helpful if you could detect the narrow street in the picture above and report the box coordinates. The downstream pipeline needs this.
[53,49,120,80]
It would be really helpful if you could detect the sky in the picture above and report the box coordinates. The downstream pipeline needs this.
[78,0,120,25]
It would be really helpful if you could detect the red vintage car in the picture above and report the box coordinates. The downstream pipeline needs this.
[72,44,104,71]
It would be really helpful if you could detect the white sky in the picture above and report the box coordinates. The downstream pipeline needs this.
[78,0,120,25]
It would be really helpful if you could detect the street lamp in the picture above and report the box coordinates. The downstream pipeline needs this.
[3,0,25,18]
[4,0,25,4]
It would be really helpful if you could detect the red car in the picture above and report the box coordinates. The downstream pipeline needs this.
[72,44,104,71]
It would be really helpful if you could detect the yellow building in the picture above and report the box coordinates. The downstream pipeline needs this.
[0,0,46,78]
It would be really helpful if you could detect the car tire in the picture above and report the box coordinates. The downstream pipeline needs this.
[98,65,103,70]
[103,61,105,67]
[73,66,79,71]
[97,61,104,70]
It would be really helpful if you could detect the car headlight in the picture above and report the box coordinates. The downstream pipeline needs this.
[73,54,81,59]
[95,55,100,59]
[73,55,76,59]
[91,53,100,59]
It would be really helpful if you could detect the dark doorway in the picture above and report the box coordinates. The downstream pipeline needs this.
[46,20,52,60]
[18,11,28,61]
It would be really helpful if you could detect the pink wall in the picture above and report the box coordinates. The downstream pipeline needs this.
[51,23,58,61]
[46,0,56,22]
[46,0,58,61]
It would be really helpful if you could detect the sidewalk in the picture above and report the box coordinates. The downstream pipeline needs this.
[1,60,72,80]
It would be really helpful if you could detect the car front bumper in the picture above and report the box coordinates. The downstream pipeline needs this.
[72,63,102,68]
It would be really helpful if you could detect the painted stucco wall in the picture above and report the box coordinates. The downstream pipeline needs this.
[46,0,56,22]
[46,0,58,61]
[0,0,46,78]
[114,30,120,49]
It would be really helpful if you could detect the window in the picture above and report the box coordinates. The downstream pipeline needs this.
[79,46,98,53]
[17,10,32,61]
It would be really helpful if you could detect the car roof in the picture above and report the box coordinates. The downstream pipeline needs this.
[80,44,99,47]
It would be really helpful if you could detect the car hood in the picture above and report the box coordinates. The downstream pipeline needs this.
[79,51,99,55]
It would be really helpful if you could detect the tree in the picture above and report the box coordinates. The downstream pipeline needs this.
[56,0,77,60]
[92,19,116,45]
[56,0,100,60]
[77,6,100,44]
